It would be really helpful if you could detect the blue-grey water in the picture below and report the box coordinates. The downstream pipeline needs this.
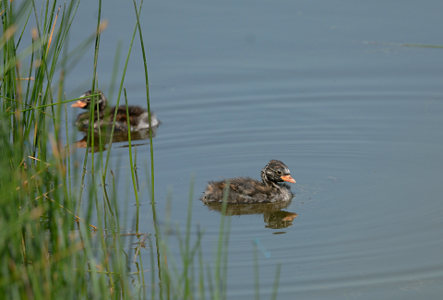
[66,0,443,299]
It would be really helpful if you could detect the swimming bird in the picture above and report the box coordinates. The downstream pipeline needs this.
[71,90,160,132]
[201,160,296,204]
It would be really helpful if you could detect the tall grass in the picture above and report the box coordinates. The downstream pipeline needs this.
[0,0,226,299]
[1,1,278,299]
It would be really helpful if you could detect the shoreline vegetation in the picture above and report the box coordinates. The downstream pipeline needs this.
[1,1,279,299]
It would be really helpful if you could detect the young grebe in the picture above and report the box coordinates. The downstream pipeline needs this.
[201,160,296,204]
[71,90,160,132]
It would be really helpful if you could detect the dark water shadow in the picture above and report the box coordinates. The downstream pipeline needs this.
[202,198,297,229]
[72,126,159,152]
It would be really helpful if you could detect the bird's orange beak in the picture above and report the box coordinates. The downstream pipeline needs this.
[71,100,87,108]
[281,175,296,183]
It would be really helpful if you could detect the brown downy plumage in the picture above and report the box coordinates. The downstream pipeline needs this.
[201,160,296,204]
[71,90,160,132]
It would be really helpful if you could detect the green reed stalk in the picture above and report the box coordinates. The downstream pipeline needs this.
[271,264,281,300]
[131,0,157,233]
[213,184,231,300]
[254,243,260,300]
[124,88,140,233]
[90,0,102,157]
[78,0,102,210]
[183,177,195,298]
[108,41,122,102]
[102,12,138,178]
[131,1,165,299]
[198,246,206,299]
[147,236,156,299]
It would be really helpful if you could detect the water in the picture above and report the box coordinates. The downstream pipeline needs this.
[66,0,443,298]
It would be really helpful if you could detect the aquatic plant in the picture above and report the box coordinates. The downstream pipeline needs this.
[0,1,277,299]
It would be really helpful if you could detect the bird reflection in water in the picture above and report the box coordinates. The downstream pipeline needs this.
[202,199,298,230]
[73,126,159,152]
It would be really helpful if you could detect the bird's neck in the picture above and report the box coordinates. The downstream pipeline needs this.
[261,171,280,188]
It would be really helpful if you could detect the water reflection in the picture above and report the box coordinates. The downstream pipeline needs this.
[73,126,159,151]
[202,199,297,229]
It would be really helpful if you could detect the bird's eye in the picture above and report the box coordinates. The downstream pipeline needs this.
[277,170,282,175]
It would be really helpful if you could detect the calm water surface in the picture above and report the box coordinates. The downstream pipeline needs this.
[66,0,443,299]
